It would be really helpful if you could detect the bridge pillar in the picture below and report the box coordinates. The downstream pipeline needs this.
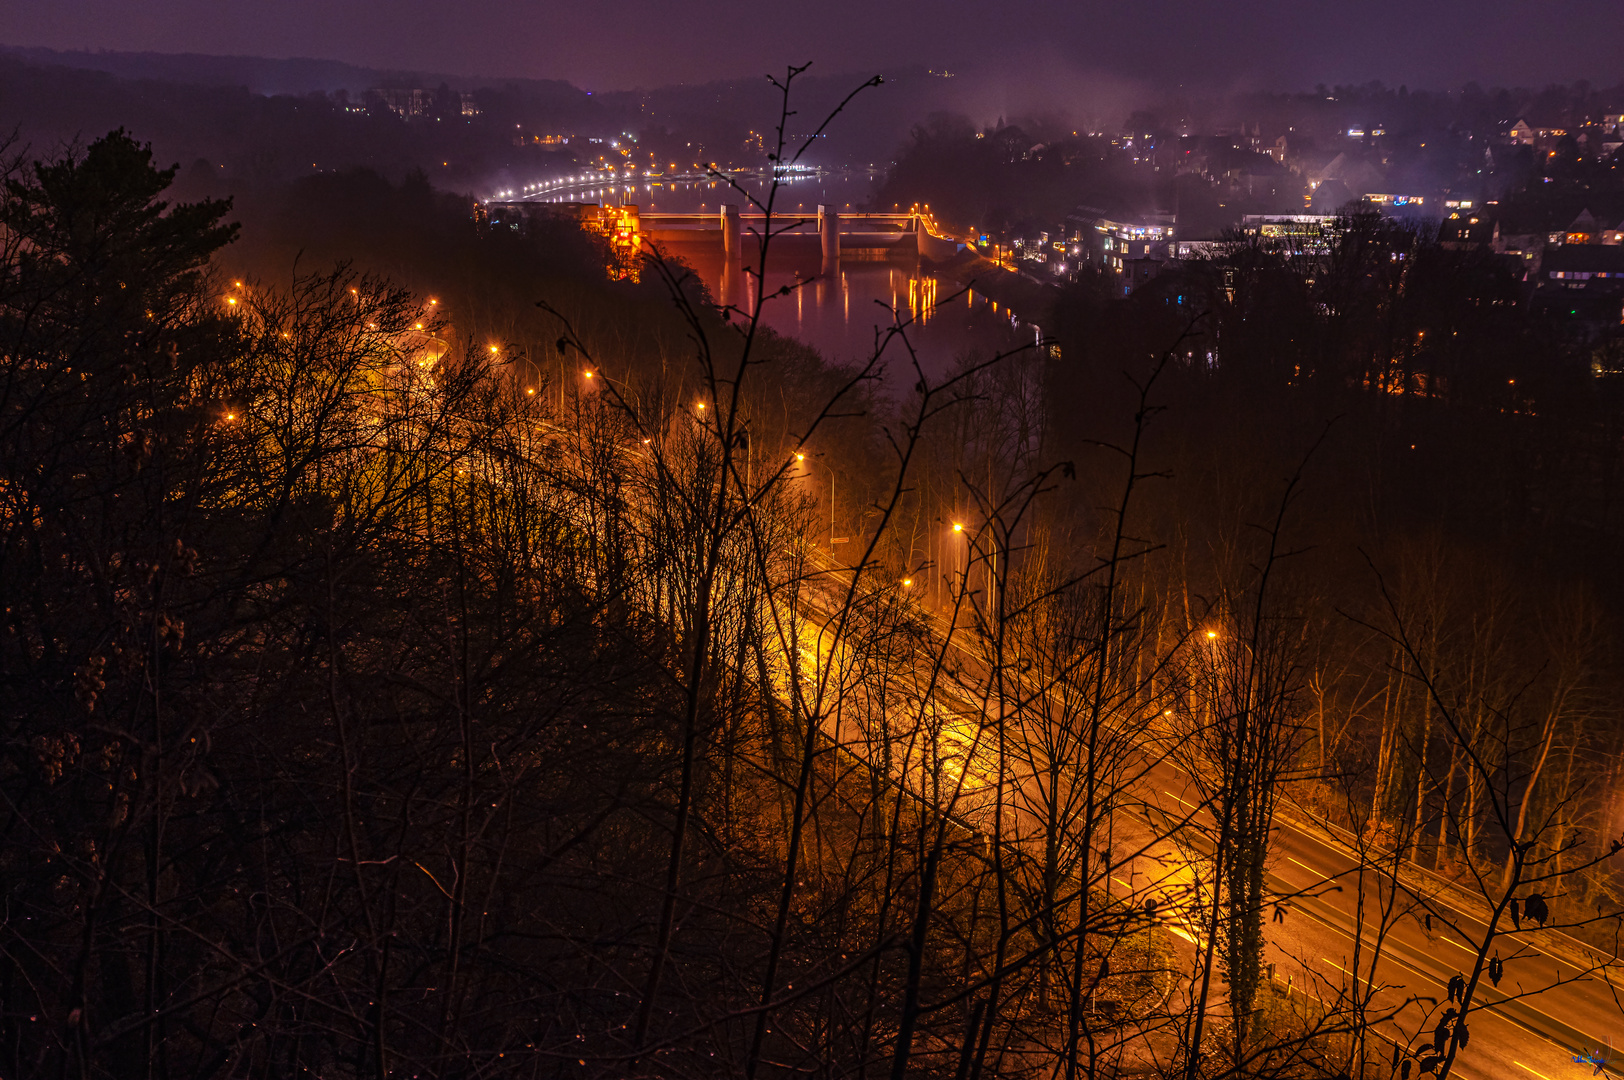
[818,204,840,273]
[720,203,740,261]
[718,203,742,313]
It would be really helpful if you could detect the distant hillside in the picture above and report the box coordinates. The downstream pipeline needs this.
[0,44,582,100]
[0,53,591,197]
[0,45,972,168]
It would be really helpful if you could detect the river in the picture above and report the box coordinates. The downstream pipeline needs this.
[525,172,1040,389]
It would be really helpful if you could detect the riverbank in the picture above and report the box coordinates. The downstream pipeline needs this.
[927,250,1062,330]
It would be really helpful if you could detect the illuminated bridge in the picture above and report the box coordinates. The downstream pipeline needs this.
[485,201,962,265]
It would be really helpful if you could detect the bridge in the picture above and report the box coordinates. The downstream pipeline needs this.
[486,201,962,266]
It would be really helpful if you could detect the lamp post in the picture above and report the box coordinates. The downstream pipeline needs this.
[796,452,837,548]
[949,520,1000,618]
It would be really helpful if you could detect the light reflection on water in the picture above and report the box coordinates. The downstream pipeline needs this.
[531,175,1040,386]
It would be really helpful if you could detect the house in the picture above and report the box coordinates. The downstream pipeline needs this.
[1071,212,1175,270]
[1240,214,1340,256]
[1565,209,1602,245]
[1505,118,1536,145]
[1309,152,1385,200]
[1439,207,1494,249]
[1531,245,1624,335]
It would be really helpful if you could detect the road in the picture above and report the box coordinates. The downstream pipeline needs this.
[793,553,1624,1078]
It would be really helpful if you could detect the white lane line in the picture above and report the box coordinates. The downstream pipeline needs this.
[1320,956,1375,989]
[1288,857,1329,879]
[1300,919,1592,1053]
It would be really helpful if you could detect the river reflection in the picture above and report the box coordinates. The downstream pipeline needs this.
[528,174,1040,388]
[700,253,1038,390]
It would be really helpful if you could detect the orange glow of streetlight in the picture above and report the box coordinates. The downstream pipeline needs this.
[1206,630,1218,640]
[225,412,237,421]
[795,452,805,461]
[902,578,913,587]
[696,402,706,411]
[584,370,594,379]
[489,344,500,354]
[526,388,535,395]
[952,522,964,533]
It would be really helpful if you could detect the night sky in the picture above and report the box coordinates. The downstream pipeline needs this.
[6,0,1622,91]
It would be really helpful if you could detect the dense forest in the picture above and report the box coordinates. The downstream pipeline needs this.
[3,103,1623,1080]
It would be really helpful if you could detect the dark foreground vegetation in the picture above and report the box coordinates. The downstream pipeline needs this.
[3,89,1624,1080]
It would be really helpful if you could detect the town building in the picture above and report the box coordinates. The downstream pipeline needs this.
[1066,211,1176,295]
[1531,245,1624,335]
[366,87,479,120]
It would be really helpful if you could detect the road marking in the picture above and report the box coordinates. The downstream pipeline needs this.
[1320,956,1377,990]
[1288,857,1329,879]
[1439,934,1477,954]
[1513,1062,1554,1080]
[1167,923,1201,947]
[1162,790,1198,809]
[1288,905,1600,1054]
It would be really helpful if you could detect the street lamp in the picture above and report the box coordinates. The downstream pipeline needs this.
[796,450,837,548]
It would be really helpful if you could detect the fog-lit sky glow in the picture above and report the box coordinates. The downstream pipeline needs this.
[5,0,1622,91]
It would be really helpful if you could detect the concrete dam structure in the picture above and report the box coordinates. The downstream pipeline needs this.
[487,201,960,267]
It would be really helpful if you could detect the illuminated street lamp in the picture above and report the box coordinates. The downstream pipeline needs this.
[796,451,838,548]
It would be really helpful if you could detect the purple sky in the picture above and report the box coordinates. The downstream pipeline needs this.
[6,0,1622,91]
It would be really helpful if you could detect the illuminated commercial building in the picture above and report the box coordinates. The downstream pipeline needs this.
[1068,211,1176,295]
